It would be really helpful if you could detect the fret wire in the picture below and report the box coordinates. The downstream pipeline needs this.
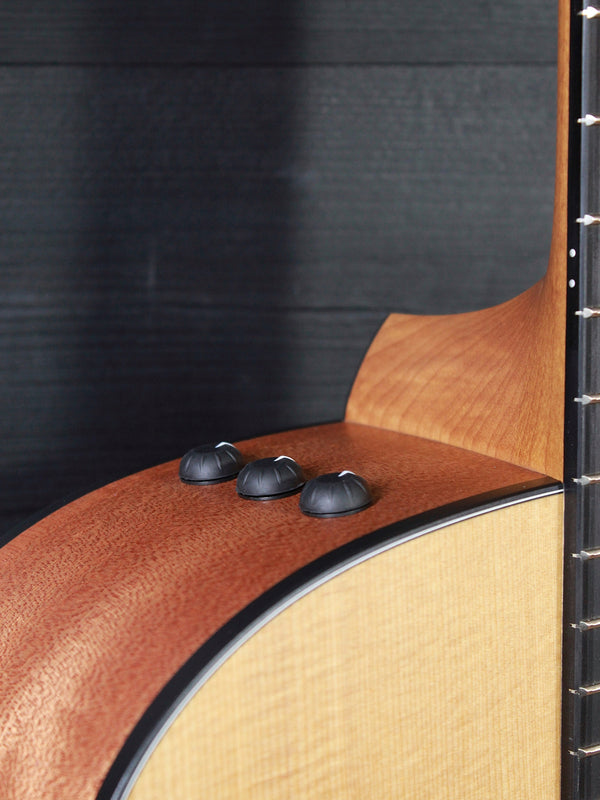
[575,394,600,404]
[575,546,600,560]
[577,214,600,225]
[576,307,600,317]
[578,743,600,758]
[577,619,600,632]
[579,113,600,125]
[580,6,600,19]
[579,682,600,695]
[573,474,600,486]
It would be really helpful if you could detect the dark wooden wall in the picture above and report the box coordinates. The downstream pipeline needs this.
[0,0,558,533]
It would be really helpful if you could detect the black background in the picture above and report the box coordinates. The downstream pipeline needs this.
[0,0,558,533]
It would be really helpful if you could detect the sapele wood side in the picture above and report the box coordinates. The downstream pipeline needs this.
[0,422,547,799]
[346,0,570,479]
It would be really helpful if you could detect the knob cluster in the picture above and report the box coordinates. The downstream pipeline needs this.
[179,442,373,517]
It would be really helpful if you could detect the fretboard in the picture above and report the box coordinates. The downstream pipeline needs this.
[563,3,600,798]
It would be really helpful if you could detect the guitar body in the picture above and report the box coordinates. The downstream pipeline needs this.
[3,0,590,796]
[0,422,562,799]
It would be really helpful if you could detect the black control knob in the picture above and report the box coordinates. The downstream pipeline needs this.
[236,456,306,500]
[299,471,373,517]
[179,442,244,485]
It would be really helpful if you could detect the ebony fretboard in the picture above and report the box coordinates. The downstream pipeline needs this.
[563,4,600,798]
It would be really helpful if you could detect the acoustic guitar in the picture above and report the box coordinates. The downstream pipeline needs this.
[0,0,594,797]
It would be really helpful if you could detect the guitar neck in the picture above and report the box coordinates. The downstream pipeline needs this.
[563,2,600,797]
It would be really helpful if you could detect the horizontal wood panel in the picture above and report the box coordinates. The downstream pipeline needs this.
[1,65,555,312]
[0,0,558,531]
[0,308,383,524]
[0,0,556,65]
[0,60,557,529]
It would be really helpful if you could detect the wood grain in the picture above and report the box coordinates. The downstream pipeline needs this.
[346,0,570,480]
[0,0,556,64]
[0,62,556,526]
[128,493,563,800]
[0,422,550,800]
[0,0,558,531]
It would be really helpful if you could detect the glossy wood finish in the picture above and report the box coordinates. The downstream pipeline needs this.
[0,422,549,800]
[128,494,563,800]
[346,0,570,481]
